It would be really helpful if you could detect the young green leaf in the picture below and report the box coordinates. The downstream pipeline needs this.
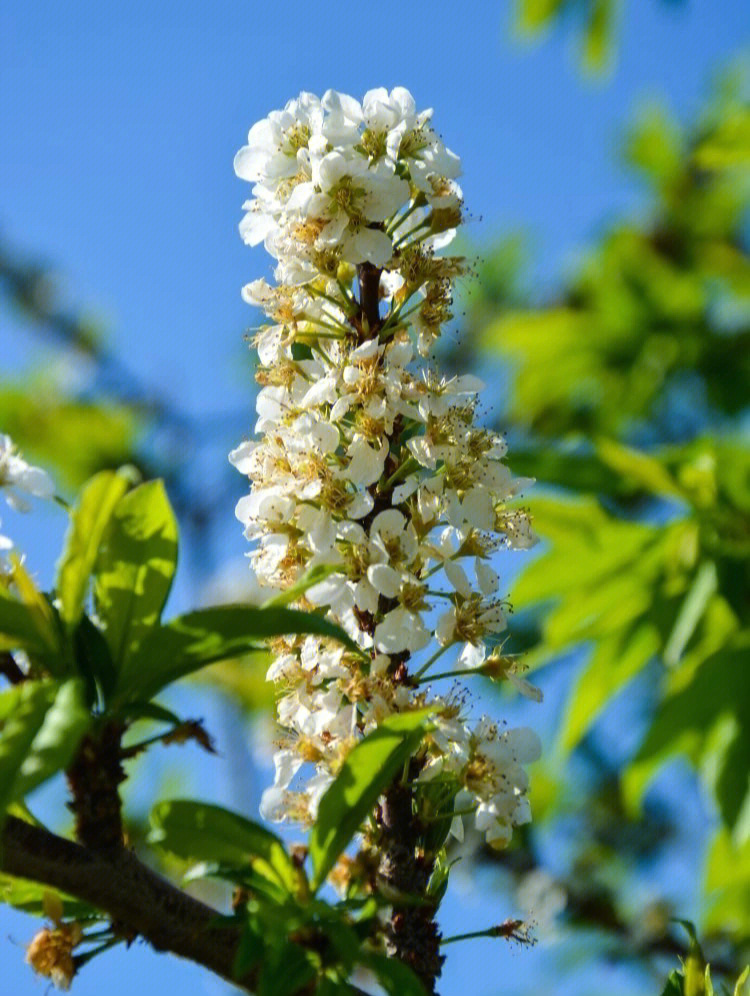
[0,681,57,815]
[309,710,433,891]
[115,604,359,703]
[56,470,133,628]
[0,588,59,664]
[149,800,303,897]
[0,874,98,920]
[558,622,660,752]
[94,479,178,670]
[13,679,90,801]
[734,966,749,996]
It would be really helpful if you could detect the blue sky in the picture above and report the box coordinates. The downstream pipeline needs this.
[1,1,747,993]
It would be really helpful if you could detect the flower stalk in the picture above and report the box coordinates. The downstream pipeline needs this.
[231,86,542,992]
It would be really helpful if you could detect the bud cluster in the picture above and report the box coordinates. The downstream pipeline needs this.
[232,88,541,853]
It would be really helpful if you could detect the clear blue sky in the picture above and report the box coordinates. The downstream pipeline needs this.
[1,1,747,994]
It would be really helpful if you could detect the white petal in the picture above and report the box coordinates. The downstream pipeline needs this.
[367,563,401,598]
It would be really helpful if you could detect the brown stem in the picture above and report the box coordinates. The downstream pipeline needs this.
[0,815,253,990]
[357,262,381,335]
[65,722,126,853]
[348,324,444,990]
[378,782,444,994]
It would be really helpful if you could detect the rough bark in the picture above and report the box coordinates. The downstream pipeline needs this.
[65,723,126,853]
[378,783,444,993]
[1,814,252,991]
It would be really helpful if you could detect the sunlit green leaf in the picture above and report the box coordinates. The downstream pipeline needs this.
[596,438,685,502]
[310,710,433,891]
[559,622,660,750]
[0,588,58,662]
[0,873,97,920]
[704,829,750,938]
[0,681,56,814]
[116,604,358,703]
[56,470,133,627]
[734,966,750,996]
[94,479,178,668]
[149,799,303,897]
[623,639,750,835]
[13,679,90,801]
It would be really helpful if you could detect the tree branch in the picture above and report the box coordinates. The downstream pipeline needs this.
[0,815,252,992]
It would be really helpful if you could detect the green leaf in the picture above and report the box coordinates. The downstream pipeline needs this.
[660,970,685,996]
[56,470,132,628]
[94,480,178,669]
[232,922,265,978]
[623,639,750,834]
[734,966,749,996]
[0,873,97,920]
[148,800,303,897]
[257,942,316,996]
[116,604,359,703]
[115,701,184,727]
[0,587,58,661]
[596,438,685,502]
[704,964,715,996]
[558,623,660,751]
[663,561,719,667]
[704,829,750,938]
[13,679,90,801]
[309,710,432,891]
[73,614,117,705]
[0,681,57,814]
[364,953,427,996]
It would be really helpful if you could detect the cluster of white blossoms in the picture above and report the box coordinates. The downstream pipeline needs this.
[231,88,541,852]
[0,434,55,567]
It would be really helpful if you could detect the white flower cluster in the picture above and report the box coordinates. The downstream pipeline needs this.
[234,87,461,280]
[0,434,55,564]
[232,89,540,852]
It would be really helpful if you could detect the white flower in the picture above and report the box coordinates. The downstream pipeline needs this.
[234,92,321,185]
[375,607,430,654]
[0,435,55,512]
[345,437,388,487]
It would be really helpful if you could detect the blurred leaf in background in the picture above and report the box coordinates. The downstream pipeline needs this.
[513,0,689,74]
[459,61,750,983]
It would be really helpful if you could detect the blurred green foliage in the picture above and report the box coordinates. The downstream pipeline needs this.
[513,0,687,73]
[466,67,750,977]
